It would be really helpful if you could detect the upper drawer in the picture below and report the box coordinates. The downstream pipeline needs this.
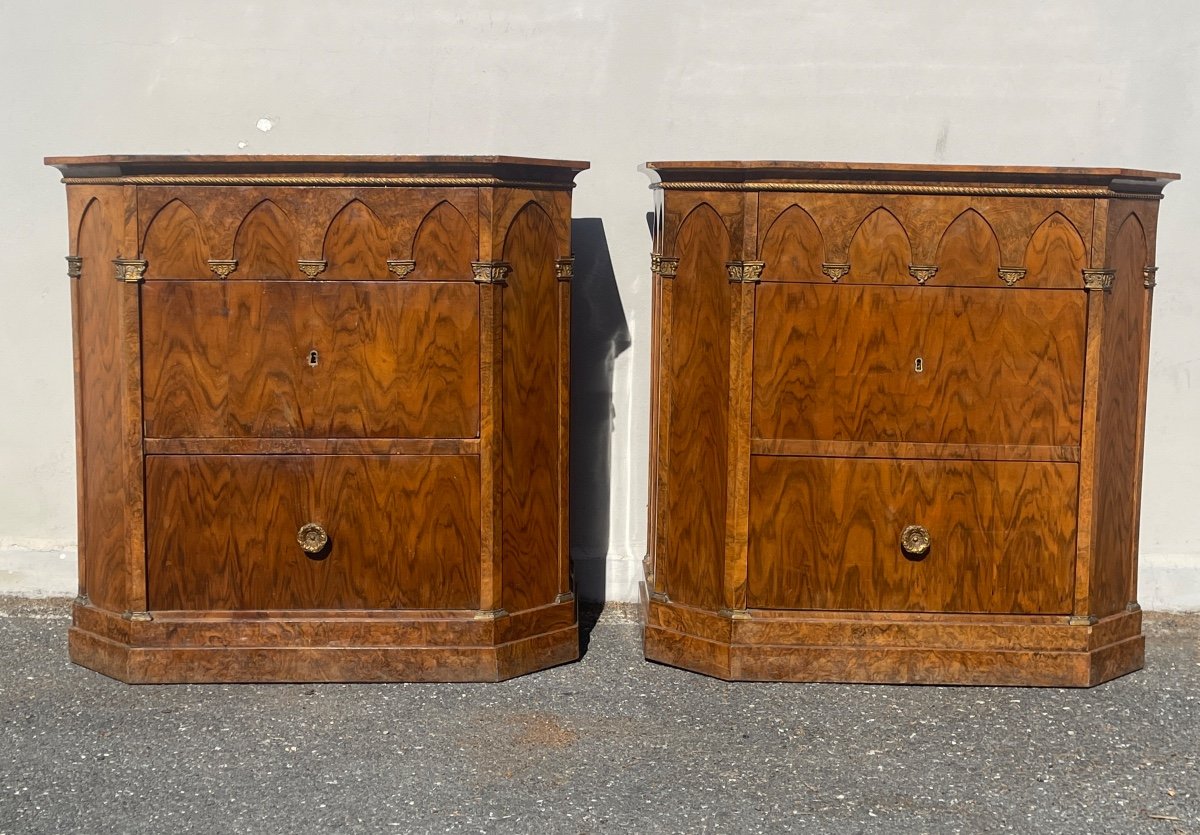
[752,284,1086,447]
[754,194,1093,289]
[142,282,479,439]
[137,187,480,280]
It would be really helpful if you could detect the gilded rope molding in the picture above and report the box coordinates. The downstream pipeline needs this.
[61,175,577,190]
[650,182,1163,199]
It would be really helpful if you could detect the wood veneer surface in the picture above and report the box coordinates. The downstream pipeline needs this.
[53,154,586,682]
[643,160,1176,686]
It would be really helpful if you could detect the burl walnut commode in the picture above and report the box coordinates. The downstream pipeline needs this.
[642,161,1177,687]
[47,155,588,683]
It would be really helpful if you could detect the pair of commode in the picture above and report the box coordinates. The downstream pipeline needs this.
[46,155,1177,687]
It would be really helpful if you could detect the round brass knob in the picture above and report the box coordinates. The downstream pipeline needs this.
[297,522,329,554]
[900,524,931,558]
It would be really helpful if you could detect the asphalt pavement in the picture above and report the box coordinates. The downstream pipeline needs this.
[1,597,1197,835]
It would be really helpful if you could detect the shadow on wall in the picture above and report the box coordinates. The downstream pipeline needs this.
[570,218,631,607]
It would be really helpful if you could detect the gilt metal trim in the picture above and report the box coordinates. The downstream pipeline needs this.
[298,259,327,279]
[386,259,416,278]
[648,590,670,604]
[1144,266,1158,288]
[1082,269,1115,291]
[651,255,679,278]
[821,263,850,283]
[473,608,510,621]
[113,259,147,283]
[65,256,82,279]
[726,260,765,283]
[62,174,577,190]
[1068,615,1098,626]
[471,261,511,285]
[555,257,575,282]
[998,267,1026,287]
[650,182,1162,200]
[207,259,237,279]
[909,265,938,285]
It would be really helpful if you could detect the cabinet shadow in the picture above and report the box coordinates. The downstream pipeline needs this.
[570,218,631,653]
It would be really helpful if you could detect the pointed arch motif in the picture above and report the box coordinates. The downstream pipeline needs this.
[1089,209,1149,616]
[662,201,731,609]
[233,199,298,278]
[760,205,824,281]
[74,197,100,255]
[935,208,1001,284]
[411,200,477,279]
[1024,212,1087,288]
[847,207,912,284]
[322,199,389,278]
[499,199,559,611]
[1113,212,1148,289]
[75,193,124,611]
[143,199,209,278]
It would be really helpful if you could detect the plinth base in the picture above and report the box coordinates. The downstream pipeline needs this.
[642,595,1143,687]
[70,600,579,683]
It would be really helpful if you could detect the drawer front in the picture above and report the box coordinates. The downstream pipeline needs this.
[146,455,481,611]
[142,282,479,439]
[137,187,480,281]
[747,456,1077,614]
[752,284,1085,447]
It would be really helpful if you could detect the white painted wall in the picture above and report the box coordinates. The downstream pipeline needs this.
[1,0,1197,608]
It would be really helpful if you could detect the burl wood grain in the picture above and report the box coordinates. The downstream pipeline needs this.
[759,205,823,281]
[934,209,1001,284]
[146,455,481,611]
[75,194,127,612]
[752,194,1097,288]
[747,457,1077,613]
[500,203,561,612]
[1089,212,1149,618]
[641,163,1174,685]
[663,204,731,609]
[752,284,1086,446]
[54,157,587,683]
[141,281,479,439]
[845,207,912,284]
[142,199,209,278]
[136,187,482,269]
[322,199,390,279]
[1024,212,1087,288]
[409,201,477,279]
[644,600,1145,686]
[233,199,301,278]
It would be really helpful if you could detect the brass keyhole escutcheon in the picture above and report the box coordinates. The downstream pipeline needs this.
[297,522,329,555]
[914,356,924,373]
[308,350,319,367]
[900,524,931,559]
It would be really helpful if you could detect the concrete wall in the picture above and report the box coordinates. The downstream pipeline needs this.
[1,0,1197,609]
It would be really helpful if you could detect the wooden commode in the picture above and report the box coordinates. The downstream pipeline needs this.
[642,161,1177,686]
[48,154,587,682]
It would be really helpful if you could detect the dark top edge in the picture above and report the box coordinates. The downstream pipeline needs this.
[642,160,1178,187]
[45,154,590,180]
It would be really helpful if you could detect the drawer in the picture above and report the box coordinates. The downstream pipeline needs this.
[746,456,1077,614]
[752,284,1085,447]
[146,455,481,611]
[142,281,479,439]
[137,186,480,281]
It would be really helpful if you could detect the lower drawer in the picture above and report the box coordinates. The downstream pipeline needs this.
[747,456,1077,614]
[146,455,480,611]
